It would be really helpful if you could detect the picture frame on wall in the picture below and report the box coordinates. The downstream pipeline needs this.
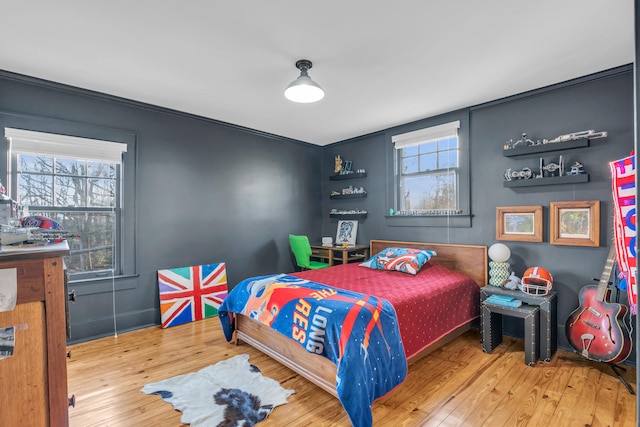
[336,220,358,246]
[550,200,600,247]
[496,205,543,242]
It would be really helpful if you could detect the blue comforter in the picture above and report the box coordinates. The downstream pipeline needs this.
[219,274,407,427]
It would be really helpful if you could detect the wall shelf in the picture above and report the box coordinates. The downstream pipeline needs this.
[503,139,590,157]
[330,193,367,200]
[329,167,367,219]
[329,172,367,181]
[503,174,589,187]
[329,213,368,219]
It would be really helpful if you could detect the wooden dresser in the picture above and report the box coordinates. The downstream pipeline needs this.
[0,242,70,426]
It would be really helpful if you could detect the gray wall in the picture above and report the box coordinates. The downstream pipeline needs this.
[0,71,323,343]
[321,66,636,363]
[0,65,635,367]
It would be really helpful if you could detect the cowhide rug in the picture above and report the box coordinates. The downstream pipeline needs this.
[141,354,294,426]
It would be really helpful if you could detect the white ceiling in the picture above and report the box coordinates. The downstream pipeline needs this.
[0,1,634,146]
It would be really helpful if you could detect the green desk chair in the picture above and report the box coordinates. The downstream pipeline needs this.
[289,234,330,270]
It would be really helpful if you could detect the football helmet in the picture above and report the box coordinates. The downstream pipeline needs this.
[521,266,553,295]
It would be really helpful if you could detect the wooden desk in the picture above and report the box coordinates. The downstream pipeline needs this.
[310,244,369,266]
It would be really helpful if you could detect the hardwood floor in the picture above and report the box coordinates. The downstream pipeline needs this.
[67,317,637,426]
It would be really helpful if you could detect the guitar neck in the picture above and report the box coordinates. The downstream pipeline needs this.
[596,246,617,301]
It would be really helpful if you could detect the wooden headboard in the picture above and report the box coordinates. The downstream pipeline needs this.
[369,239,488,287]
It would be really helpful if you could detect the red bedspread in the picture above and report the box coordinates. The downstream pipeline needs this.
[292,262,480,359]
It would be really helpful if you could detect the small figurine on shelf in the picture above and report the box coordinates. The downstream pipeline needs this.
[334,155,343,174]
[504,167,533,181]
[341,186,366,194]
[543,129,607,144]
[511,133,536,148]
[539,155,564,178]
[566,161,586,175]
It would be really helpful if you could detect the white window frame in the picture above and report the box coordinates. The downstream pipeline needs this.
[0,113,137,287]
[6,128,127,280]
[393,120,461,214]
[386,109,471,227]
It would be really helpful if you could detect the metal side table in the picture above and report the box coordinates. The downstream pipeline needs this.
[482,301,539,366]
[481,286,557,362]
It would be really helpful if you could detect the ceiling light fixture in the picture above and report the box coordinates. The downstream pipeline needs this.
[284,59,325,103]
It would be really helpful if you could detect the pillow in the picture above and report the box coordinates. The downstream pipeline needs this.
[359,247,436,275]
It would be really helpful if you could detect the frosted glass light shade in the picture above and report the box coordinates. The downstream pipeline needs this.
[284,59,324,103]
[284,75,324,103]
[488,243,511,262]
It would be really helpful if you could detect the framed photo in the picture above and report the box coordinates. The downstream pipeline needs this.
[550,200,600,247]
[496,206,543,242]
[336,220,358,246]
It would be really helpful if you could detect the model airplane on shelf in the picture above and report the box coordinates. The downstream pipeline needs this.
[0,224,75,246]
[505,129,608,150]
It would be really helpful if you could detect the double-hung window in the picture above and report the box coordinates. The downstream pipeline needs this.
[5,128,128,280]
[388,111,470,227]
[394,121,461,214]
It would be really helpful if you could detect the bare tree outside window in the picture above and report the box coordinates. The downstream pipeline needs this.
[17,154,119,277]
[398,136,459,212]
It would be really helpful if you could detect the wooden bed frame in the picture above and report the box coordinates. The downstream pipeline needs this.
[233,239,488,397]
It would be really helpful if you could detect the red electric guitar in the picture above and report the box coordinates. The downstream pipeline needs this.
[565,247,633,364]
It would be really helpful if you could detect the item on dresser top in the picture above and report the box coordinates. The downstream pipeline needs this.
[0,224,76,246]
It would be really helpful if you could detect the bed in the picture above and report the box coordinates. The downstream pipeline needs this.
[219,239,487,425]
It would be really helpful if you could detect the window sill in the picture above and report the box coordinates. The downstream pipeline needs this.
[385,215,472,228]
[69,274,139,296]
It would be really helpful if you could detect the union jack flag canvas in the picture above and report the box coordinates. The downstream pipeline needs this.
[158,262,228,328]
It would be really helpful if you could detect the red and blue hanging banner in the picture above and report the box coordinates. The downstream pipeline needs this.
[610,154,637,314]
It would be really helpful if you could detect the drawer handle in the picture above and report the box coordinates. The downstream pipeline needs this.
[68,394,76,408]
[68,290,76,303]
